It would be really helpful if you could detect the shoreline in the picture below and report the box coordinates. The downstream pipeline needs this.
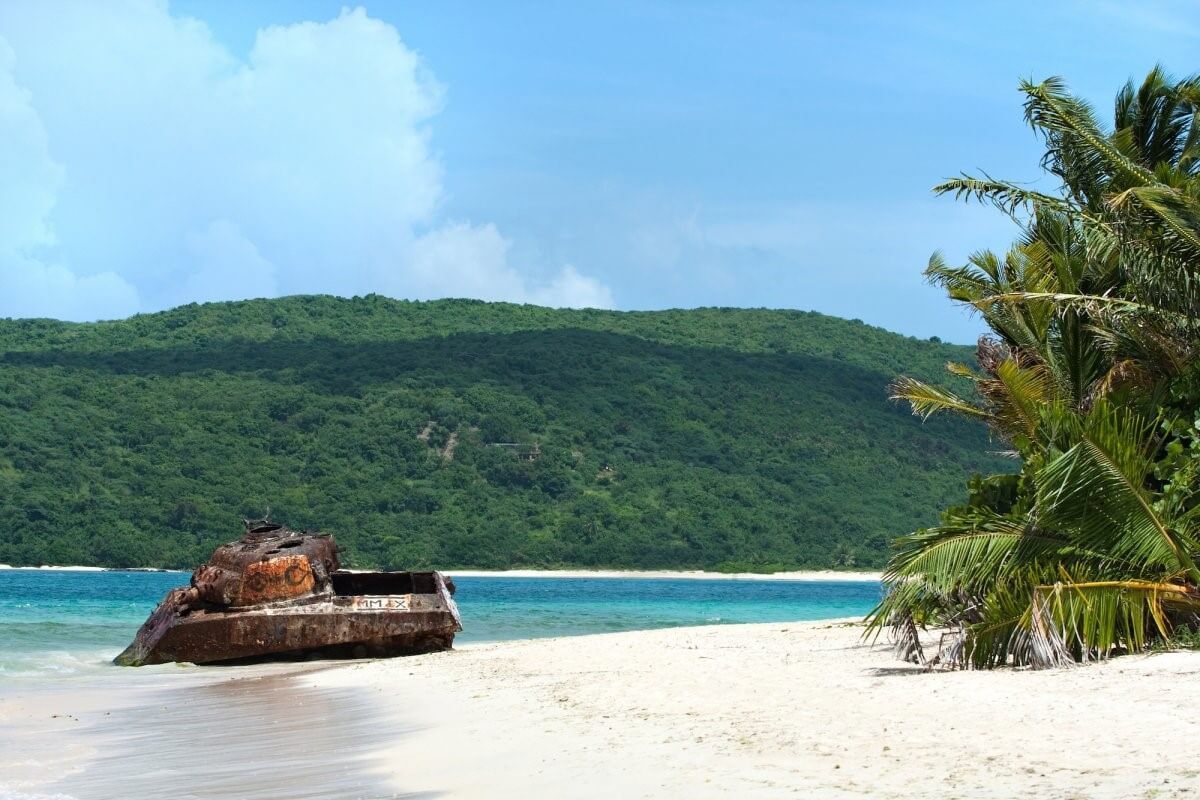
[0,563,882,581]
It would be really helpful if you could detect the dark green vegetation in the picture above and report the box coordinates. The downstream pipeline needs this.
[0,298,1001,570]
[869,68,1200,667]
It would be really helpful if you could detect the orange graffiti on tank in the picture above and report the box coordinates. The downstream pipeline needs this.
[235,554,315,606]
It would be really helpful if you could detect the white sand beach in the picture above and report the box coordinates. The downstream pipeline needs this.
[447,568,883,582]
[5,620,1200,799]
[318,620,1200,798]
[0,564,108,572]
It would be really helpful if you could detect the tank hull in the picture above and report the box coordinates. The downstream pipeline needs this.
[115,572,462,666]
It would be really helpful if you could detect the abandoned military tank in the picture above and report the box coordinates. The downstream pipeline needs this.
[115,521,461,666]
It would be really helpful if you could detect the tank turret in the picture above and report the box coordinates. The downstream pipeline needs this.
[188,521,339,608]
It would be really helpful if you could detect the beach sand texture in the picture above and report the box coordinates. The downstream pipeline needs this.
[5,620,1200,799]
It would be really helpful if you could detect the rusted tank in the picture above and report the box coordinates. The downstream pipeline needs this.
[115,521,461,666]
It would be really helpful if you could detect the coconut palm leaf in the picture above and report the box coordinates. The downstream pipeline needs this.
[933,175,1074,218]
[884,517,1128,591]
[1030,579,1200,665]
[1120,184,1200,261]
[883,517,1032,587]
[1035,403,1200,581]
[962,577,1042,668]
[988,360,1051,441]
[889,376,986,421]
[1113,66,1200,169]
[970,291,1150,314]
[1022,77,1158,189]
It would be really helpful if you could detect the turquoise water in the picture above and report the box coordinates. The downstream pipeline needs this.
[0,569,881,679]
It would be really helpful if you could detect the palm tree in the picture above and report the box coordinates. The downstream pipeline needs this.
[867,68,1200,668]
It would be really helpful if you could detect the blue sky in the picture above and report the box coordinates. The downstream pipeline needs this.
[2,2,1198,341]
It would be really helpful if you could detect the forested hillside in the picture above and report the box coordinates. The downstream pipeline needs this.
[0,296,1006,570]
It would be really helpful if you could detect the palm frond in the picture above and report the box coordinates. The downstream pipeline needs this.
[1122,185,1200,259]
[988,360,1051,441]
[1022,77,1158,189]
[1030,579,1200,666]
[933,175,1074,218]
[1035,403,1200,581]
[889,376,987,421]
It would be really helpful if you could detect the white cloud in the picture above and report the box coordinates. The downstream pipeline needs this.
[405,223,614,308]
[0,2,611,320]
[180,220,277,305]
[0,38,61,252]
[0,254,140,321]
[0,34,142,320]
[525,265,614,309]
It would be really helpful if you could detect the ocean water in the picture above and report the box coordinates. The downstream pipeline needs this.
[0,569,881,680]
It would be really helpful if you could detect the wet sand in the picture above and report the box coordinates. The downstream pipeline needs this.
[0,663,425,800]
[6,620,1200,799]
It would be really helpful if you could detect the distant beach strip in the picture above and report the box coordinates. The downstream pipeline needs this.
[446,568,883,581]
[0,563,880,581]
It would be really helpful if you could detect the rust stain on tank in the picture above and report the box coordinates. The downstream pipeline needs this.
[236,555,315,606]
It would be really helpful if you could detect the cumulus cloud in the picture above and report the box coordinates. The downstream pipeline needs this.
[0,2,611,320]
[405,224,614,309]
[525,265,614,309]
[0,35,141,319]
[0,38,60,251]
[181,220,278,305]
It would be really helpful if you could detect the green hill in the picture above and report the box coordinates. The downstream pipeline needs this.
[0,296,1006,570]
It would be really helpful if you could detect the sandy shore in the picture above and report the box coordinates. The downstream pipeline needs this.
[314,621,1200,798]
[448,568,882,581]
[6,621,1200,799]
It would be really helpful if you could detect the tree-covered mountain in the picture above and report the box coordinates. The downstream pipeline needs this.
[0,296,1004,570]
